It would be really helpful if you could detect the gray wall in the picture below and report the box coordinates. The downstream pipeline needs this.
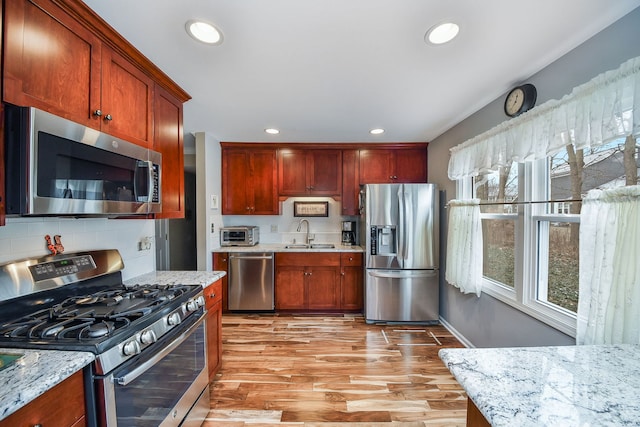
[429,7,640,348]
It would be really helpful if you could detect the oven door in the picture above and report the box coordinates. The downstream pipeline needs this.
[96,313,209,427]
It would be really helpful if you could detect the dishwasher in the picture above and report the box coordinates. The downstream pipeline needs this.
[228,252,275,311]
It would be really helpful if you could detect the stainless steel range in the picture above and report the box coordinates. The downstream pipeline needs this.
[0,249,210,427]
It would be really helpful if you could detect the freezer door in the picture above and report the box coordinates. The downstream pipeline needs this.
[365,269,439,323]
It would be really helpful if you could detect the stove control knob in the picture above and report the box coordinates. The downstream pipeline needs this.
[139,329,157,345]
[167,312,182,326]
[196,296,205,307]
[186,299,199,312]
[122,340,141,356]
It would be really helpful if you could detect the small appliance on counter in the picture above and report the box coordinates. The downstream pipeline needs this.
[220,226,260,246]
[341,221,357,246]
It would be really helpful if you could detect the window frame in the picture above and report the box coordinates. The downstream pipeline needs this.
[460,160,578,337]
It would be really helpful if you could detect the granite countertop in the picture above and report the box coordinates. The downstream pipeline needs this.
[124,270,226,288]
[439,344,640,426]
[213,243,364,253]
[0,349,94,421]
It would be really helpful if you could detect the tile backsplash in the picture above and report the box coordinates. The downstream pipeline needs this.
[0,217,155,280]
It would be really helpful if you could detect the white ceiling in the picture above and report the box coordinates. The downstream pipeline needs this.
[83,0,638,147]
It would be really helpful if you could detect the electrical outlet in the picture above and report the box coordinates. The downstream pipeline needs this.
[270,224,278,232]
[211,223,215,233]
[138,236,152,251]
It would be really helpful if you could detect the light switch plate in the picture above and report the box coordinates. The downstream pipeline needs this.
[211,195,219,209]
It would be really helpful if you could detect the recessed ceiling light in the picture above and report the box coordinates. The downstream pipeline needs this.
[185,20,223,45]
[370,128,385,135]
[426,22,459,45]
[265,128,280,135]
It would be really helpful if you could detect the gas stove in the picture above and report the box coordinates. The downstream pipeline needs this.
[0,249,205,374]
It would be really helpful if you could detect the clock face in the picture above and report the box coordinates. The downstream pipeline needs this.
[505,87,525,117]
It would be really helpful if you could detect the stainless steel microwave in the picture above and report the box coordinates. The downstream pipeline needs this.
[4,105,161,216]
[220,226,260,246]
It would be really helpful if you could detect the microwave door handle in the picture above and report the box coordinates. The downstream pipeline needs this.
[133,160,153,202]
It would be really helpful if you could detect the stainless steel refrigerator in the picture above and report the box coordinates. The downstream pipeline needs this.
[361,183,439,323]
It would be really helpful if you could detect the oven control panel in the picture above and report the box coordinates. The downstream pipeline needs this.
[29,255,96,281]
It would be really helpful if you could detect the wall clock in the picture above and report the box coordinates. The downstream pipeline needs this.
[504,83,537,117]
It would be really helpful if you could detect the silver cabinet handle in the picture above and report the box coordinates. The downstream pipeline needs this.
[104,114,113,121]
[93,109,102,117]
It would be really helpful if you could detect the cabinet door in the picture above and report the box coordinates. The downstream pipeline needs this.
[359,149,393,183]
[204,280,223,380]
[308,150,342,195]
[307,267,340,309]
[278,149,307,195]
[100,46,153,147]
[250,150,279,215]
[394,148,427,182]
[154,85,185,218]
[222,149,251,214]
[340,253,363,311]
[341,149,360,215]
[275,267,306,310]
[3,0,101,126]
[212,253,229,312]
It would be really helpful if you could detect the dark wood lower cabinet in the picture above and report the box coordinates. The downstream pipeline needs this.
[212,252,229,312]
[0,370,86,427]
[204,279,223,380]
[466,397,491,427]
[275,252,362,312]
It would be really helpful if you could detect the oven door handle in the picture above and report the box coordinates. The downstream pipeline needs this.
[114,313,205,386]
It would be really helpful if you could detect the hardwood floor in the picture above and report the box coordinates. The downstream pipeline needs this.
[204,314,467,426]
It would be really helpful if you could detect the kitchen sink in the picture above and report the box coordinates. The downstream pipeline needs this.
[283,243,336,249]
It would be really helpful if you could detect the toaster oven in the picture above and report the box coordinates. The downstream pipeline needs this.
[220,226,260,246]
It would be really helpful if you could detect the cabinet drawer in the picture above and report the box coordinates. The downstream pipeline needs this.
[204,279,223,307]
[341,253,363,266]
[276,252,340,267]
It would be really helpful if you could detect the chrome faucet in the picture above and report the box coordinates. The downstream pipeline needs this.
[296,219,312,245]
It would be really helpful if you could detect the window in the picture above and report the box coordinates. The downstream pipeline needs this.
[464,137,639,336]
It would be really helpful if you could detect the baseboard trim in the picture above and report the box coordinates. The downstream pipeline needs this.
[439,316,475,348]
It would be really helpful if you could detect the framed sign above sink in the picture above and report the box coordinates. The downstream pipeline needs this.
[293,201,329,217]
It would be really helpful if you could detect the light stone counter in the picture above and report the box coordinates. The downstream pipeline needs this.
[124,270,226,288]
[212,243,364,253]
[0,349,94,420]
[439,344,640,426]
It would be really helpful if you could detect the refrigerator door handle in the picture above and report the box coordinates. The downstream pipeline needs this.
[397,186,406,264]
[367,270,438,279]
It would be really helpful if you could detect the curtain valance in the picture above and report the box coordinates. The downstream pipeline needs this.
[448,55,640,180]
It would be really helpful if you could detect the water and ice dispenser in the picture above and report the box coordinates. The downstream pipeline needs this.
[370,225,397,255]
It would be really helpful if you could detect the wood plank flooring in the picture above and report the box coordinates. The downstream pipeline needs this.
[204,314,467,426]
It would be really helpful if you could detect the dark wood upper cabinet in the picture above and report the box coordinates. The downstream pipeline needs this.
[154,85,185,218]
[341,149,360,216]
[278,149,342,196]
[220,142,428,217]
[3,0,102,126]
[221,146,279,215]
[99,46,154,147]
[1,0,191,224]
[359,147,428,184]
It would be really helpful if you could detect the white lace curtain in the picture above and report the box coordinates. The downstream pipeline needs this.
[445,199,483,297]
[576,185,640,345]
[448,55,640,180]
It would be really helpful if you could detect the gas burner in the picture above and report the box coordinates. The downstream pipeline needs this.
[86,321,115,338]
